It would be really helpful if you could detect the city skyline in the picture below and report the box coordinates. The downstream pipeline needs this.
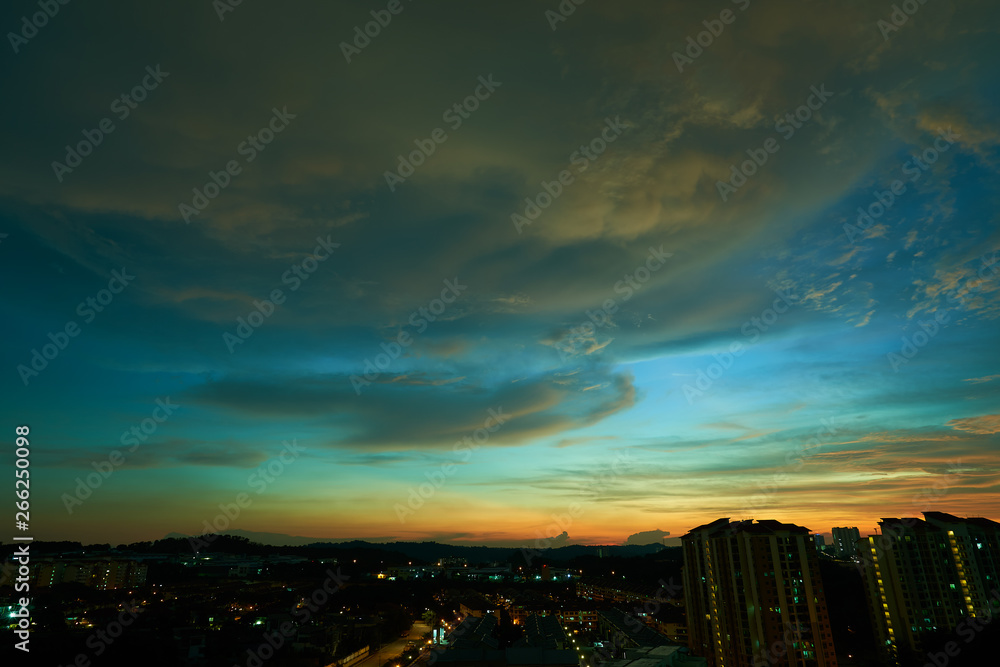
[2,0,999,549]
[6,510,999,666]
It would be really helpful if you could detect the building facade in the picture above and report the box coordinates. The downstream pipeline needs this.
[857,512,1000,663]
[830,528,860,561]
[683,518,837,667]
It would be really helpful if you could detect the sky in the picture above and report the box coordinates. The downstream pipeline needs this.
[1,0,998,547]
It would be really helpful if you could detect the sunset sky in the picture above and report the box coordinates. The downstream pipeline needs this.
[2,0,998,547]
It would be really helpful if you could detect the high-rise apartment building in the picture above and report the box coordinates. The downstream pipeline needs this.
[683,518,838,667]
[830,528,860,560]
[858,512,1000,663]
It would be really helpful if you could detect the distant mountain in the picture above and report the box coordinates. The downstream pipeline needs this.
[162,529,391,547]
[307,540,675,563]
[163,529,671,561]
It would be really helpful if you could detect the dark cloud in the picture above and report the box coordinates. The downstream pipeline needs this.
[181,368,635,451]
[625,529,670,545]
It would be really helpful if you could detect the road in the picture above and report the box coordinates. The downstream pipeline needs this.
[354,621,432,667]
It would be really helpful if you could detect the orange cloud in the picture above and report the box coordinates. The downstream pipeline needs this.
[947,414,1000,435]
